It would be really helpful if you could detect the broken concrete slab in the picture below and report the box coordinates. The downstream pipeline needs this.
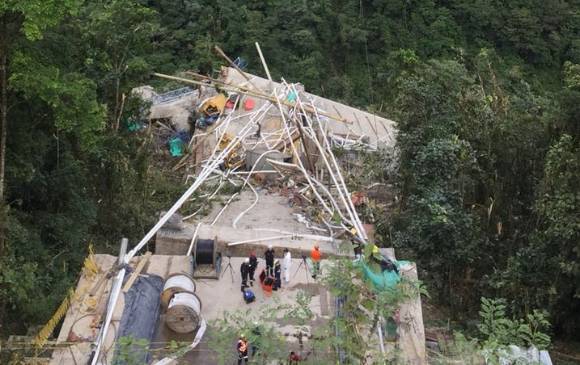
[156,222,341,260]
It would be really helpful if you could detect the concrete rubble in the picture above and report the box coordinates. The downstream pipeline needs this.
[44,51,426,365]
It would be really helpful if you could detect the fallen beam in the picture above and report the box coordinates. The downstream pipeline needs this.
[152,72,348,124]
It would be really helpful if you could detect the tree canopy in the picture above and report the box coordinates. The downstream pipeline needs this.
[0,0,578,352]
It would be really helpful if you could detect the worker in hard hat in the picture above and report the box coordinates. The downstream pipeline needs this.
[370,244,398,273]
[248,252,258,286]
[264,245,275,277]
[310,244,321,279]
[237,334,249,364]
[240,258,250,292]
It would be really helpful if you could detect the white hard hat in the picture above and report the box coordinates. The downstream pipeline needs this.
[268,245,273,249]
[244,258,250,263]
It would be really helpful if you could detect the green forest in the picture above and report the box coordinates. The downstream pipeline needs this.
[1,0,579,354]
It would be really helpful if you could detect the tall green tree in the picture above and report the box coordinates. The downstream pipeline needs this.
[390,53,551,315]
[0,0,82,255]
[535,135,580,336]
[78,0,159,126]
[0,0,84,328]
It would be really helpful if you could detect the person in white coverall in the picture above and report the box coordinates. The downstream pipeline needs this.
[283,248,292,283]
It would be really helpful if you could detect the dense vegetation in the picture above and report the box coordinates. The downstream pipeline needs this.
[0,0,578,349]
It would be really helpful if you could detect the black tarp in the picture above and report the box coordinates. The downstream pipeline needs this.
[114,269,163,364]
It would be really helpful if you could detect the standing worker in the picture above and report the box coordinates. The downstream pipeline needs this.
[353,240,363,261]
[283,248,292,284]
[264,245,275,276]
[237,334,249,365]
[248,252,258,286]
[310,245,321,279]
[240,258,250,292]
[273,260,282,290]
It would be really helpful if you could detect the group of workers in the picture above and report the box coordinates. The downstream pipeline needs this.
[237,333,309,365]
[234,238,399,363]
[239,244,323,292]
[235,243,323,363]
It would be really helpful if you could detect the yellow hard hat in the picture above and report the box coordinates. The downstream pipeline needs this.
[372,245,379,254]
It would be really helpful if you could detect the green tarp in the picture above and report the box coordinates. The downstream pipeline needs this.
[359,259,410,291]
[168,138,184,157]
[287,91,297,103]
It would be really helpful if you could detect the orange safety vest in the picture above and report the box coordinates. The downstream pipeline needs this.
[311,248,321,262]
[238,339,248,353]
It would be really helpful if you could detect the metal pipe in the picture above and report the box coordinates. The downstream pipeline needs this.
[272,88,335,216]
[232,180,258,229]
[232,170,278,175]
[315,108,368,241]
[210,192,239,226]
[186,223,201,257]
[255,42,273,82]
[289,83,367,242]
[227,235,294,247]
[118,238,128,266]
[90,268,125,365]
[251,228,335,242]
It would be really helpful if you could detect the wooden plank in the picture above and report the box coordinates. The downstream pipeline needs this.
[214,45,259,91]
[122,252,152,293]
[272,128,300,150]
